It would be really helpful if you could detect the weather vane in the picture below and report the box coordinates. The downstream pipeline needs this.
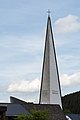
[47,9,51,16]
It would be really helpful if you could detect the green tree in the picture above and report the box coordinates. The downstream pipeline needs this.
[64,109,71,114]
[14,110,49,120]
[15,114,33,120]
[32,110,49,120]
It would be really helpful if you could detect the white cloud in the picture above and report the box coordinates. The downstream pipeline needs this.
[7,79,40,92]
[0,100,7,103]
[26,98,39,103]
[60,72,80,86]
[54,15,80,33]
[7,72,80,93]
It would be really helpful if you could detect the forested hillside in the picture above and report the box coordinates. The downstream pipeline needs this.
[62,91,80,114]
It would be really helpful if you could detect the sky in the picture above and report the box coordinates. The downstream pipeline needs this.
[0,0,80,103]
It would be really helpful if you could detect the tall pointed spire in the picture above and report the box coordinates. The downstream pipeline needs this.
[39,15,62,108]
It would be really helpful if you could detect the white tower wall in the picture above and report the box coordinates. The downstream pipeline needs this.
[39,16,62,108]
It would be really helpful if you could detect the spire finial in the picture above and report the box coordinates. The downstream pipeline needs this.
[47,9,51,16]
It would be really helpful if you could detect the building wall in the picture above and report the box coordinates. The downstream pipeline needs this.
[0,106,7,120]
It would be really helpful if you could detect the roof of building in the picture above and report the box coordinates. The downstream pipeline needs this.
[6,103,29,116]
[67,114,80,120]
[0,103,29,116]
[10,96,67,120]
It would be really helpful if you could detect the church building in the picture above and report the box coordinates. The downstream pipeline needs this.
[0,15,67,120]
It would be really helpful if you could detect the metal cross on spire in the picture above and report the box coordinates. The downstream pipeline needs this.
[47,9,51,16]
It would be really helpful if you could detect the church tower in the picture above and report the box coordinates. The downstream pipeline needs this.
[39,15,62,108]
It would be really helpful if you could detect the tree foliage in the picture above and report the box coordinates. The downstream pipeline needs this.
[32,110,49,120]
[62,91,80,114]
[14,110,49,120]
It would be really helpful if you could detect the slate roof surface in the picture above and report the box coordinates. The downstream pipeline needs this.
[67,114,80,120]
[10,96,67,120]
[0,103,29,116]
